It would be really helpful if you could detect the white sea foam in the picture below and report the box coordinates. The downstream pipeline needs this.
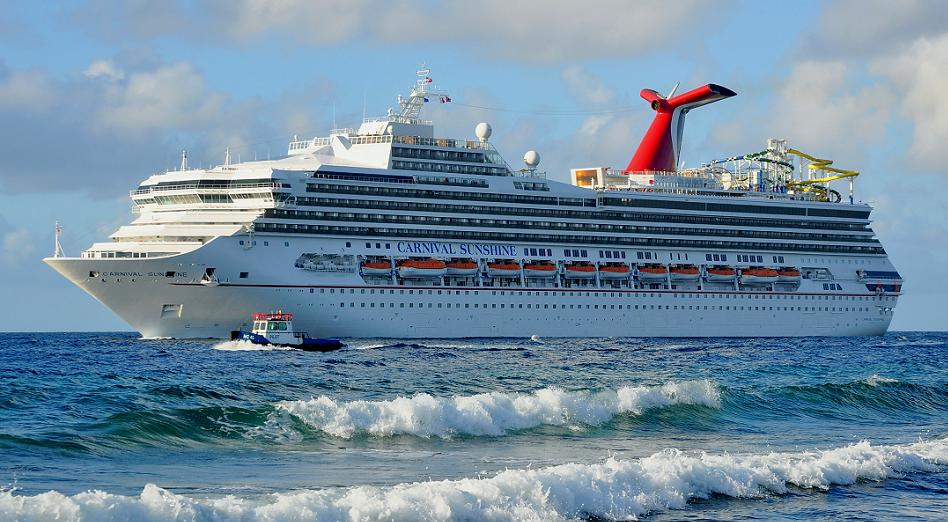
[276,380,720,438]
[211,340,293,352]
[862,374,900,386]
[3,437,946,521]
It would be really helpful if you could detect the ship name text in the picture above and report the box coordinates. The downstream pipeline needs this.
[396,241,517,257]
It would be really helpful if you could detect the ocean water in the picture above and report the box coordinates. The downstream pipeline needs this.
[0,332,946,521]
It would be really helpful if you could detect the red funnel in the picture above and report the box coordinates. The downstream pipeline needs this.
[625,83,736,173]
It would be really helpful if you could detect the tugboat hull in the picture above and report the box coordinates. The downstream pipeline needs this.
[231,331,344,352]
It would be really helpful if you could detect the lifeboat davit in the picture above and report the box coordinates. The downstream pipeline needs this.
[523,261,557,278]
[636,264,668,282]
[361,260,392,276]
[705,266,736,282]
[445,258,479,276]
[397,258,447,278]
[777,267,801,283]
[740,267,779,285]
[564,262,596,279]
[598,263,631,280]
[669,264,700,282]
[486,260,521,278]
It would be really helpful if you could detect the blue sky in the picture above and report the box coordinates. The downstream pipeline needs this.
[1,0,946,332]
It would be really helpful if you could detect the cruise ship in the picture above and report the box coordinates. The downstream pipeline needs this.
[45,69,902,338]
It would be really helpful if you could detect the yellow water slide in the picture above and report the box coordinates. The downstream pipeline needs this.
[785,148,859,201]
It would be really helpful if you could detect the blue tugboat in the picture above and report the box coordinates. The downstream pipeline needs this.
[232,312,343,352]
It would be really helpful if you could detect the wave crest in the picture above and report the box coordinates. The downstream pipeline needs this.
[276,380,720,438]
[3,437,945,521]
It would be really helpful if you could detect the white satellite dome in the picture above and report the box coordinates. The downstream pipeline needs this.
[475,122,492,142]
[523,150,540,168]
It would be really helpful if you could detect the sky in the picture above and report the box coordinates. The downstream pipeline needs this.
[0,0,946,332]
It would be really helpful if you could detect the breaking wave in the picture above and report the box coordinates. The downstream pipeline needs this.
[3,437,945,521]
[276,380,720,438]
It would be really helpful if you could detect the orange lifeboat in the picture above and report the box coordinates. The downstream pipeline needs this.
[777,267,802,283]
[445,258,479,276]
[598,263,631,280]
[669,264,700,282]
[523,261,557,278]
[361,259,392,276]
[486,259,521,278]
[740,267,779,285]
[636,264,668,282]
[396,258,447,278]
[564,262,596,279]
[705,266,736,282]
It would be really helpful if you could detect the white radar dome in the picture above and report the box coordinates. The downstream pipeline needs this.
[475,122,492,142]
[523,150,540,168]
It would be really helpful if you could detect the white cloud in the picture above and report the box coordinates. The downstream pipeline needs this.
[801,0,947,59]
[83,59,125,81]
[71,0,727,63]
[94,62,224,135]
[871,34,948,170]
[0,58,333,195]
[769,61,894,158]
[0,67,55,111]
[562,66,618,108]
[1,228,34,267]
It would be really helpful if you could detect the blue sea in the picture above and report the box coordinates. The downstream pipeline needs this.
[1,332,946,521]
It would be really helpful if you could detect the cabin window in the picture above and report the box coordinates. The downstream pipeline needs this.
[239,272,249,278]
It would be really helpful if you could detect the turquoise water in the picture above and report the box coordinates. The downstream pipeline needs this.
[1,332,946,520]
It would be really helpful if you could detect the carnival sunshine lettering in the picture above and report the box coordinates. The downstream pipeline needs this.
[396,241,517,257]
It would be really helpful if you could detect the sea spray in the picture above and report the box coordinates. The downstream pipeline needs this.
[211,340,294,351]
[276,380,721,438]
[2,437,945,522]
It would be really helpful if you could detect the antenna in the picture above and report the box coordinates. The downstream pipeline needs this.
[225,146,231,166]
[180,150,188,171]
[666,81,680,99]
[53,222,64,258]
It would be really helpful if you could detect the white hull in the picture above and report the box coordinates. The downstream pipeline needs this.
[45,236,898,339]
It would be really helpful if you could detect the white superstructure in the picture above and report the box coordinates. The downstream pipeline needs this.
[45,70,901,339]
